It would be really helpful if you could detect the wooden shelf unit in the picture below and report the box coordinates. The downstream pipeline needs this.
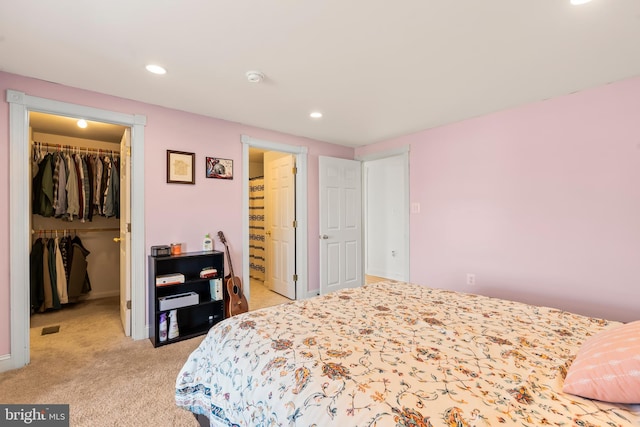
[148,250,225,347]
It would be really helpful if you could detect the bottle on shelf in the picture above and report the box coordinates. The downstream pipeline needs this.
[203,234,213,251]
[159,312,168,343]
[168,310,179,339]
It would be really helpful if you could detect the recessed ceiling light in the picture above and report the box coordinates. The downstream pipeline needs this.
[146,64,167,75]
[570,0,591,5]
[246,71,265,83]
[310,112,323,119]
[77,119,87,129]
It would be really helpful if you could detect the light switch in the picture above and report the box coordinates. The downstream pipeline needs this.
[411,202,421,214]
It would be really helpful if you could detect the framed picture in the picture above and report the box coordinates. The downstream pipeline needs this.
[167,150,195,184]
[206,157,233,179]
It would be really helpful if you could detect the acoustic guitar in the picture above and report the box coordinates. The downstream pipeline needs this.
[217,231,249,317]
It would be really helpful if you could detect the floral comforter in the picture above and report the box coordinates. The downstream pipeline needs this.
[176,281,639,426]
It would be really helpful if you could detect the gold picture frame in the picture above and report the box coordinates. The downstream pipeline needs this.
[167,150,195,184]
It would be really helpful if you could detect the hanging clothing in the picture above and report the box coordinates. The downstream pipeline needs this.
[34,149,120,221]
[46,238,61,309]
[65,153,80,220]
[74,154,85,221]
[29,234,92,312]
[32,153,55,217]
[58,235,72,283]
[41,240,54,311]
[29,238,45,313]
[54,153,68,217]
[30,143,113,313]
[84,156,94,222]
[68,236,92,300]
[93,155,103,216]
[54,237,68,304]
[104,157,120,218]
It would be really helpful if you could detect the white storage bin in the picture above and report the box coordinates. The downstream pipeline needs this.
[158,292,199,311]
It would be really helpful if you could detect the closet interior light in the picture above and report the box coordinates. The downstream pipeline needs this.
[310,112,323,119]
[146,64,167,75]
[77,119,88,129]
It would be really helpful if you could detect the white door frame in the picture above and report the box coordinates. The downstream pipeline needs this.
[356,146,410,282]
[241,135,309,300]
[4,89,147,372]
[120,128,132,336]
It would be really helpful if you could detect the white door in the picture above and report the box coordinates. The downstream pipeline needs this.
[319,156,362,294]
[264,152,296,299]
[119,128,131,336]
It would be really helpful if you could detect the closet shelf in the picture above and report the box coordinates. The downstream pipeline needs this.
[32,227,120,234]
[34,141,119,156]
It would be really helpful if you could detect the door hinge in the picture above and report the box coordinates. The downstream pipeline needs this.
[292,166,297,174]
[292,220,297,228]
[127,223,131,233]
[126,300,131,310]
[293,274,298,282]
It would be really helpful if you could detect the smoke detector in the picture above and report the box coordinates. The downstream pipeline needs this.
[246,71,265,83]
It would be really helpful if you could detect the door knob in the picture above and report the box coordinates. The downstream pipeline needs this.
[320,235,329,239]
[266,230,272,236]
[113,237,121,243]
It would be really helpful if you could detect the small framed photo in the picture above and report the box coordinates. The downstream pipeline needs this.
[167,150,195,184]
[206,157,233,179]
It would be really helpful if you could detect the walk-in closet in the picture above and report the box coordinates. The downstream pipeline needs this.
[29,111,127,351]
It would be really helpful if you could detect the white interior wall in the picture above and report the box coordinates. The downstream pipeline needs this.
[364,155,407,280]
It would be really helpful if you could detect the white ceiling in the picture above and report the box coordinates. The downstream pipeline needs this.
[2,1,640,147]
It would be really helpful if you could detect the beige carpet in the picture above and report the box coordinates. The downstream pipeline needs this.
[0,280,290,427]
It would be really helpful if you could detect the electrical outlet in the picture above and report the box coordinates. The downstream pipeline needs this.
[466,273,476,286]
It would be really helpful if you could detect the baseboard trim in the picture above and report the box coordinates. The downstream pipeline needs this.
[0,353,20,373]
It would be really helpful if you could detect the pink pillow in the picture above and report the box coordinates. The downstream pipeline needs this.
[563,320,640,404]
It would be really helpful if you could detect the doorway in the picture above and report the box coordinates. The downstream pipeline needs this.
[246,147,296,308]
[241,135,309,308]
[29,112,126,357]
[359,147,410,283]
[5,89,146,371]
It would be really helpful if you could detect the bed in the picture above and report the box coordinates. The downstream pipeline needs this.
[176,281,640,426]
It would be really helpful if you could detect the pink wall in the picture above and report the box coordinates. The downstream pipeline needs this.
[0,71,353,356]
[357,76,640,323]
[3,71,638,359]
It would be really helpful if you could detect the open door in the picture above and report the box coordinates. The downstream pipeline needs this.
[319,156,362,295]
[264,152,296,299]
[119,128,131,336]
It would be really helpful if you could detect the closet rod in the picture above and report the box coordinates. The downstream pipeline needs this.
[33,141,119,156]
[32,228,120,234]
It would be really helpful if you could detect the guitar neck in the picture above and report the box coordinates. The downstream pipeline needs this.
[224,244,234,278]
[224,243,241,297]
